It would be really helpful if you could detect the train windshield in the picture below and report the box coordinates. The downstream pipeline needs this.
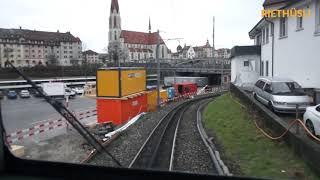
[1,0,319,179]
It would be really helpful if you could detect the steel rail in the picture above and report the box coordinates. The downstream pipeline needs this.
[128,102,184,168]
[129,94,219,169]
[196,101,225,175]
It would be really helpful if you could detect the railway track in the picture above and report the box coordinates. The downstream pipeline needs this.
[129,95,224,175]
[86,89,228,174]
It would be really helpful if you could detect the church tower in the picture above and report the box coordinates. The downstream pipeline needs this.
[108,0,122,63]
[108,0,121,44]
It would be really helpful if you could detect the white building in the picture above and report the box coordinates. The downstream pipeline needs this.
[172,45,195,60]
[249,0,320,89]
[108,0,171,62]
[82,50,99,64]
[230,46,261,89]
[0,28,82,67]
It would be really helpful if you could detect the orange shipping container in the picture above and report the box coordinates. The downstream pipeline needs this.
[147,90,157,111]
[97,93,147,126]
[160,90,168,103]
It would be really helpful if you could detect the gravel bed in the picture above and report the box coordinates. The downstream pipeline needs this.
[173,99,217,175]
[88,100,187,167]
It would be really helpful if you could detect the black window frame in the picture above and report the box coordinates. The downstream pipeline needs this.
[243,61,249,67]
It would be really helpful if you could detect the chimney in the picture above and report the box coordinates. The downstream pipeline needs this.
[57,30,59,33]
[19,26,22,30]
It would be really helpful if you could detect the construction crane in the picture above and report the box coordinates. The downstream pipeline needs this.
[5,61,122,167]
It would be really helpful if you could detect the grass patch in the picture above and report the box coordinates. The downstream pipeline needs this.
[203,93,319,179]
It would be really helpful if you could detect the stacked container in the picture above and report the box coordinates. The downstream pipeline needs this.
[160,90,168,103]
[175,83,198,96]
[167,87,175,99]
[96,67,147,126]
[146,89,157,111]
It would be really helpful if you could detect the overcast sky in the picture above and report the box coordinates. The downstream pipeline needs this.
[0,0,263,53]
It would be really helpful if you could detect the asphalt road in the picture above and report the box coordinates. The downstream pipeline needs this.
[1,95,96,133]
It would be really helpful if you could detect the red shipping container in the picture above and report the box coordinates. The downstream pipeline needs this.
[97,93,147,126]
[175,83,197,96]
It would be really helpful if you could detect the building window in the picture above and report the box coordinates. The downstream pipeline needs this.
[261,61,264,76]
[138,53,140,60]
[266,26,269,44]
[262,28,265,44]
[316,0,320,32]
[114,16,117,28]
[161,46,164,58]
[114,31,117,40]
[243,61,249,67]
[256,35,261,45]
[279,17,288,38]
[266,61,269,76]
[297,16,303,30]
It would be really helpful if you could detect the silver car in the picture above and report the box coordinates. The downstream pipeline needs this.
[252,77,310,113]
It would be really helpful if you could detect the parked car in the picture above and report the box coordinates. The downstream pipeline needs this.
[7,91,18,99]
[71,87,84,95]
[65,88,76,98]
[303,104,320,136]
[20,90,31,98]
[252,77,310,113]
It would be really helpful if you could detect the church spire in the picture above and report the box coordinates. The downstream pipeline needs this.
[111,0,119,13]
[149,17,151,33]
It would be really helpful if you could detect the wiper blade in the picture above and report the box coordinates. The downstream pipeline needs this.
[6,61,122,167]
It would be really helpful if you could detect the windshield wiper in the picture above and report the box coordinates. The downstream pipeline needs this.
[5,61,122,167]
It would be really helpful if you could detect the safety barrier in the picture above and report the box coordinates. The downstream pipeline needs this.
[6,108,97,144]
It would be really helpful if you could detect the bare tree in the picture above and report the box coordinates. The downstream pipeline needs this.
[48,54,58,66]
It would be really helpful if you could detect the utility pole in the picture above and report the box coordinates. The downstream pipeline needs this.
[156,30,161,108]
[212,16,215,63]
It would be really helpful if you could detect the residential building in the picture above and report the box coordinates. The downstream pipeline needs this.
[214,48,231,59]
[0,27,82,67]
[249,0,320,89]
[98,53,110,63]
[172,44,195,59]
[108,0,171,62]
[230,46,261,89]
[82,50,99,64]
[193,40,213,58]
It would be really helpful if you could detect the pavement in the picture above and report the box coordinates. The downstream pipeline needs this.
[1,95,96,133]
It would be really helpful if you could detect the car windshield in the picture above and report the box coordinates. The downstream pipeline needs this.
[1,0,320,180]
[272,82,305,95]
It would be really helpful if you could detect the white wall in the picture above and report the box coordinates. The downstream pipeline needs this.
[271,1,320,88]
[231,54,260,84]
[261,23,273,77]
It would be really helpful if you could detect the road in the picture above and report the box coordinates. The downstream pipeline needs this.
[1,95,96,133]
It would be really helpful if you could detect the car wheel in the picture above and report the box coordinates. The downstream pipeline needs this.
[268,101,274,112]
[306,120,316,136]
[253,93,257,100]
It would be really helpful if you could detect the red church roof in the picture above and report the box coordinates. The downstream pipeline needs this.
[120,30,165,45]
[111,0,119,13]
